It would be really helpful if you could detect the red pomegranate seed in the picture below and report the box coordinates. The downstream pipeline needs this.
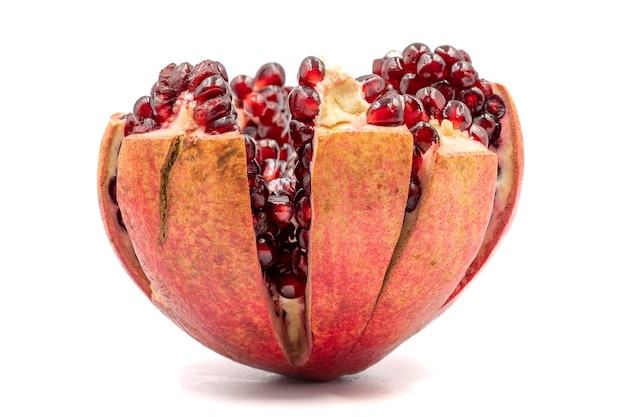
[188,60,228,91]
[434,45,463,69]
[380,56,405,89]
[484,94,506,119]
[289,119,315,147]
[266,191,294,227]
[473,112,501,143]
[399,73,428,95]
[244,134,256,162]
[366,91,404,126]
[297,226,309,249]
[406,178,422,212]
[292,248,308,277]
[476,79,494,97]
[249,174,269,211]
[255,138,280,162]
[274,271,306,299]
[372,57,384,75]
[288,85,320,121]
[168,62,193,93]
[256,233,277,268]
[254,62,286,89]
[402,42,431,68]
[253,211,278,236]
[442,100,472,131]
[416,52,446,83]
[297,142,313,170]
[133,96,153,121]
[411,121,439,151]
[356,74,386,103]
[230,74,254,100]
[194,75,228,102]
[458,86,485,116]
[469,123,489,147]
[206,112,238,134]
[298,56,325,87]
[149,92,175,124]
[431,80,456,101]
[243,91,268,120]
[414,87,446,120]
[411,145,424,178]
[295,195,312,228]
[403,94,428,130]
[193,96,232,126]
[261,159,286,182]
[448,60,479,89]
[458,49,472,63]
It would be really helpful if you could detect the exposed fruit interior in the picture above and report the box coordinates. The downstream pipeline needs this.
[101,44,516,370]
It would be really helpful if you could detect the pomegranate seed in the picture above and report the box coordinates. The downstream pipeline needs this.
[168,62,193,93]
[297,142,313,170]
[261,159,286,182]
[243,91,268,121]
[469,123,489,147]
[193,96,232,126]
[416,52,446,83]
[292,248,308,277]
[458,86,485,116]
[188,60,228,91]
[249,174,269,211]
[289,119,315,147]
[356,74,386,103]
[458,49,472,63]
[411,145,424,178]
[476,79,493,97]
[247,159,261,177]
[108,176,118,205]
[484,94,506,119]
[297,226,309,249]
[473,112,501,144]
[442,100,472,131]
[399,73,428,95]
[295,195,312,228]
[366,91,404,126]
[266,191,294,227]
[380,56,405,89]
[288,85,320,121]
[414,87,446,120]
[133,96,154,121]
[434,45,463,69]
[298,56,325,87]
[206,112,238,134]
[411,121,439,151]
[448,60,479,89]
[255,138,280,162]
[256,233,277,268]
[372,57,384,76]
[194,75,228,102]
[123,114,137,136]
[149,92,175,124]
[402,42,431,68]
[406,178,422,212]
[244,135,256,162]
[254,62,286,89]
[230,74,254,100]
[431,80,456,101]
[274,271,306,299]
[253,212,277,236]
[133,118,158,134]
[402,94,428,130]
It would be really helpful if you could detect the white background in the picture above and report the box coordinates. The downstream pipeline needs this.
[2,1,624,415]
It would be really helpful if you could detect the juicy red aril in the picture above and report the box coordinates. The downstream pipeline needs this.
[274,272,306,299]
[458,86,485,116]
[297,142,313,170]
[411,121,439,151]
[416,52,446,83]
[356,74,386,103]
[256,234,277,268]
[245,134,256,162]
[434,45,463,68]
[298,56,325,87]
[415,87,446,120]
[442,100,472,131]
[261,159,286,182]
[366,91,404,126]
[149,92,175,124]
[169,62,193,93]
[402,94,428,130]
[133,96,154,121]
[188,60,228,91]
[193,96,232,126]
[448,60,478,89]
[411,145,424,178]
[295,195,312,228]
[254,62,286,89]
[297,226,309,249]
[266,191,295,227]
[255,138,281,162]
[292,248,308,277]
[406,178,422,212]
[250,174,269,211]
[380,56,405,89]
[253,212,277,236]
[289,119,315,147]
[194,75,228,102]
[473,112,501,144]
[402,42,431,67]
[431,80,456,101]
[288,85,320,121]
[484,94,506,119]
[230,74,254,101]
[469,123,489,147]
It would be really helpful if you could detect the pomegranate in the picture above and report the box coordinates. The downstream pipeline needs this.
[97,43,523,381]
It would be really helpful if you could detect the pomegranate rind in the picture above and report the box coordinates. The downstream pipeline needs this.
[297,125,413,380]
[116,132,292,374]
[349,144,498,368]
[442,83,524,306]
[97,114,152,298]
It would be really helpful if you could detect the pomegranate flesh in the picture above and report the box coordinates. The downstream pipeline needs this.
[97,43,523,381]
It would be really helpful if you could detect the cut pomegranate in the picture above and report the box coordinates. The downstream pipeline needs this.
[98,42,523,381]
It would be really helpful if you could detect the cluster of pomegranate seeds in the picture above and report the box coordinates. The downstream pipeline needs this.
[362,43,508,210]
[234,59,324,302]
[122,60,236,136]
